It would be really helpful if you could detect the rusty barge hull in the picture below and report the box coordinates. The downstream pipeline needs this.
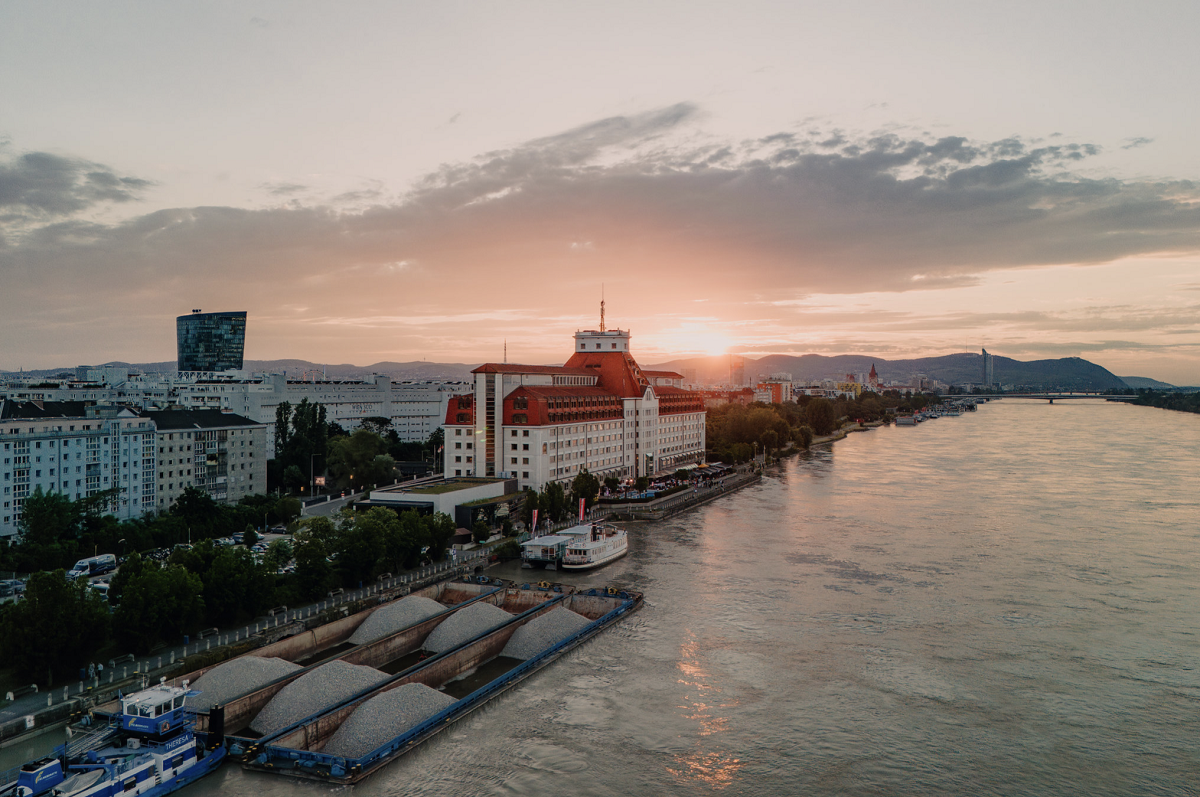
[240,587,642,785]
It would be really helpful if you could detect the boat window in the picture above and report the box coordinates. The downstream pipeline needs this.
[124,778,137,792]
[139,704,152,717]
[173,696,183,709]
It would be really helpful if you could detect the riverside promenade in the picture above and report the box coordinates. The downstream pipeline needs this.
[599,469,762,523]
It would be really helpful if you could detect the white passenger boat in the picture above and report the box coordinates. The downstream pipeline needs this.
[561,523,628,571]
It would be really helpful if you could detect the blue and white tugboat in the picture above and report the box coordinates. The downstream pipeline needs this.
[3,679,225,797]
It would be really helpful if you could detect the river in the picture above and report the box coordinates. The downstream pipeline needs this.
[23,399,1200,795]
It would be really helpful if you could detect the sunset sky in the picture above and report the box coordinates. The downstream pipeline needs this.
[2,1,1198,382]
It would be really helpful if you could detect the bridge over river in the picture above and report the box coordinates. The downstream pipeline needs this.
[994,393,1136,404]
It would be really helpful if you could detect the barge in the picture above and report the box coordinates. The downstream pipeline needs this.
[240,585,642,785]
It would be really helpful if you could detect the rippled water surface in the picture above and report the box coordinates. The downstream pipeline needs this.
[180,401,1200,794]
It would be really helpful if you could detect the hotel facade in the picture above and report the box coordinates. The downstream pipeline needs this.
[443,326,706,491]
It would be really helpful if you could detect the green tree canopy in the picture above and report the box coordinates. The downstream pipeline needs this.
[0,570,110,683]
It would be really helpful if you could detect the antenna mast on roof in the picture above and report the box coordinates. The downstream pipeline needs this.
[600,284,606,332]
[504,339,507,363]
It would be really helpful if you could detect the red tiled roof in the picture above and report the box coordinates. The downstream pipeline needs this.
[562,350,651,398]
[444,394,475,425]
[472,363,594,376]
[643,370,684,380]
[504,385,624,426]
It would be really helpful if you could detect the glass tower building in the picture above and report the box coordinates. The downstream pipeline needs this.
[177,310,247,372]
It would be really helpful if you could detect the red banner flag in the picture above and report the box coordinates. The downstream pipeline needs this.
[579,497,585,522]
[531,509,539,537]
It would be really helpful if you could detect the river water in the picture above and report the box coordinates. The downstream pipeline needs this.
[23,400,1200,795]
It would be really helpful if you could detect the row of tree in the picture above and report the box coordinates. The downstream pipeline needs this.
[0,500,463,681]
[0,487,303,576]
[704,391,936,463]
[1129,389,1200,415]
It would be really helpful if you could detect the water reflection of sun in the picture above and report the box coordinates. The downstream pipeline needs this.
[666,631,743,790]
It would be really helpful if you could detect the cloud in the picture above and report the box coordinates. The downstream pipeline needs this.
[2,105,1200,370]
[261,182,307,196]
[1121,137,1154,150]
[0,151,152,220]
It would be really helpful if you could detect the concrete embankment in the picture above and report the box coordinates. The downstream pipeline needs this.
[599,471,762,523]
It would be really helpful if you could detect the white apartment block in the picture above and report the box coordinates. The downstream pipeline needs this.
[146,410,267,512]
[0,401,157,538]
[1,373,466,459]
[443,327,706,492]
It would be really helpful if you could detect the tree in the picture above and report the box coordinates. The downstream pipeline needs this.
[18,487,82,547]
[264,539,294,571]
[635,476,650,492]
[796,426,814,449]
[292,529,332,600]
[426,512,456,562]
[276,496,303,525]
[113,563,204,654]
[759,429,779,454]
[569,468,601,511]
[539,481,568,522]
[603,475,620,493]
[0,570,110,684]
[201,548,273,626]
[243,528,259,548]
[804,399,837,436]
[328,430,395,490]
[472,520,491,544]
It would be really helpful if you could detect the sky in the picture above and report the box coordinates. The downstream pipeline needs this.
[2,1,1199,383]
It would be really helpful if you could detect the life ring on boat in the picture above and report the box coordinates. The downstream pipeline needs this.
[607,586,618,596]
[538,581,551,589]
[159,720,169,734]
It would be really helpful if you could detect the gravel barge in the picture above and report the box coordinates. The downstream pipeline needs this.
[240,585,642,785]
[92,579,510,739]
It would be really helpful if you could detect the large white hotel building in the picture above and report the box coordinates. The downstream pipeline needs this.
[443,326,707,491]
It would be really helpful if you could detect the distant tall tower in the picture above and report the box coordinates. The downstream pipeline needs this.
[177,310,247,372]
[729,354,745,387]
[982,348,995,387]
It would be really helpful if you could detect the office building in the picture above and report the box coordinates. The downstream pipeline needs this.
[177,310,247,373]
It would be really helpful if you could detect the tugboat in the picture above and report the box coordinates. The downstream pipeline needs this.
[3,678,225,797]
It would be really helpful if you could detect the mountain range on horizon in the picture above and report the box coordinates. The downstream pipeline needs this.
[0,353,1183,391]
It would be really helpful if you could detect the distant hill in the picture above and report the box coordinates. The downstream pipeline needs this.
[3,352,1133,391]
[0,360,480,382]
[1119,376,1176,390]
[648,352,1130,392]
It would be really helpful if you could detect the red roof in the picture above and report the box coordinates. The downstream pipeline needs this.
[472,363,594,376]
[504,385,623,426]
[643,370,684,380]
[562,350,651,398]
[444,394,475,425]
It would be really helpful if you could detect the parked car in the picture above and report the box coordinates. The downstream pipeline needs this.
[232,533,244,544]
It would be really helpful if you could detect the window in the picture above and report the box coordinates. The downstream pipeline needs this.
[522,444,529,450]
[523,430,529,437]
[455,442,462,449]
[455,469,462,476]
[455,429,462,436]
[522,458,529,465]
[511,457,517,464]
[511,444,517,450]
[466,456,472,463]
[511,430,517,437]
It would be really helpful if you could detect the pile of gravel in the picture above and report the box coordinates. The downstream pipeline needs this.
[249,660,390,736]
[422,602,512,654]
[187,657,302,710]
[349,596,446,645]
[501,607,593,661]
[321,684,457,759]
